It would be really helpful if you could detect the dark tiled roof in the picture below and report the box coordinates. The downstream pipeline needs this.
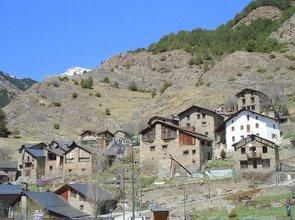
[0,161,18,170]
[235,88,268,97]
[25,148,45,158]
[0,184,24,195]
[68,184,114,200]
[24,191,89,218]
[140,120,212,142]
[177,105,221,117]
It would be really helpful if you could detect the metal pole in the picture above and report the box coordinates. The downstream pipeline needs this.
[132,142,135,220]
[123,170,125,220]
[183,182,186,220]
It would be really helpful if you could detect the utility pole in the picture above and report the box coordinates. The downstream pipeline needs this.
[131,141,135,220]
[183,182,186,220]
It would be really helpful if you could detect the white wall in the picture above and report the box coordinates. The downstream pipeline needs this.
[225,111,280,150]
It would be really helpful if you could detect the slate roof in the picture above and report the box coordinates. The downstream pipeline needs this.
[25,148,45,158]
[0,184,24,195]
[232,134,279,150]
[235,88,268,97]
[69,184,114,200]
[177,105,221,117]
[0,161,18,170]
[24,191,89,219]
[105,140,124,157]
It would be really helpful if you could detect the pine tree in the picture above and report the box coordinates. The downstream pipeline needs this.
[0,110,9,137]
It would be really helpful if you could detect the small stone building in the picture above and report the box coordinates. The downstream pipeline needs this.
[235,88,272,114]
[177,105,224,141]
[140,119,213,176]
[55,183,116,216]
[233,134,279,172]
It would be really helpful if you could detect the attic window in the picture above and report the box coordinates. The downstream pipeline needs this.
[183,150,189,155]
[247,115,250,121]
[241,147,245,154]
[251,97,255,103]
[263,146,268,153]
[150,146,155,152]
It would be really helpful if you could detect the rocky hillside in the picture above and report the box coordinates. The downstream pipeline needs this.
[0,71,36,108]
[1,1,295,152]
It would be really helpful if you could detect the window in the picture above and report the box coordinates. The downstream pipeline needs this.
[273,124,275,129]
[262,159,270,168]
[202,113,206,119]
[232,136,235,142]
[70,191,76,198]
[232,120,234,123]
[247,115,250,121]
[231,126,234,131]
[19,165,23,169]
[187,115,190,120]
[256,116,259,120]
[162,145,168,150]
[272,134,277,140]
[251,97,255,103]
[255,123,259,128]
[186,123,190,128]
[247,125,250,132]
[80,205,84,210]
[161,126,177,140]
[183,150,189,155]
[262,146,268,153]
[241,147,246,154]
[81,168,85,172]
[247,106,250,110]
[192,149,196,154]
[49,166,53,171]
[205,132,208,136]
[240,135,244,140]
[150,146,155,152]
[256,133,260,136]
[68,169,72,173]
[251,106,255,111]
[240,161,248,169]
[242,98,246,105]
[197,114,200,119]
[78,149,91,162]
[201,140,206,145]
[240,125,244,130]
[202,122,207,127]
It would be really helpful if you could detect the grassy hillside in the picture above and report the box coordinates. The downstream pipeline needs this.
[146,0,294,67]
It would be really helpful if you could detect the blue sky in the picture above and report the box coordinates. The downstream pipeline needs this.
[0,0,250,80]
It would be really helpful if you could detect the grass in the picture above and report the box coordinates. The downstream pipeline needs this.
[207,159,235,169]
[190,193,292,219]
[140,176,157,188]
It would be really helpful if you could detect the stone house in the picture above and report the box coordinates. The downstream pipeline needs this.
[177,105,224,141]
[140,119,213,176]
[55,183,116,216]
[233,134,279,172]
[0,161,19,183]
[18,143,47,181]
[215,109,281,151]
[235,88,272,114]
[79,130,114,148]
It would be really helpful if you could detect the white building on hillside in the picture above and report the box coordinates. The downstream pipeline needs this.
[216,109,281,150]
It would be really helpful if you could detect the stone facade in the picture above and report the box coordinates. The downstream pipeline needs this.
[235,88,272,114]
[177,106,224,141]
[233,134,279,172]
[140,120,213,176]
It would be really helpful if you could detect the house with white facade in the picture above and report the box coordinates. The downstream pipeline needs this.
[215,109,281,151]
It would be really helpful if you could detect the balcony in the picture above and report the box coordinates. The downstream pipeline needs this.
[247,152,261,159]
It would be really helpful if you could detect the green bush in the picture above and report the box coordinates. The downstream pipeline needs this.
[284,54,295,61]
[141,176,157,188]
[151,90,156,98]
[0,110,9,137]
[287,65,295,71]
[81,76,94,89]
[53,102,61,107]
[95,92,101,97]
[72,92,78,99]
[74,80,79,85]
[59,76,69,82]
[53,123,59,129]
[160,81,172,94]
[228,209,238,219]
[195,77,204,87]
[220,149,226,160]
[105,108,111,115]
[237,72,242,76]
[160,56,166,61]
[257,68,267,73]
[270,54,276,59]
[112,81,119,88]
[128,81,138,91]
[228,77,236,82]
[100,76,109,83]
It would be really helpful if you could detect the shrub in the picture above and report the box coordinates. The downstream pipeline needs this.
[287,65,295,71]
[53,123,59,129]
[95,92,101,97]
[270,54,276,59]
[274,67,280,72]
[89,93,93,96]
[244,65,251,69]
[237,72,242,76]
[52,81,60,87]
[0,109,9,137]
[257,68,267,73]
[53,102,61,107]
[228,77,236,82]
[220,149,226,160]
[100,76,109,83]
[80,76,94,89]
[105,108,111,115]
[112,81,119,88]
[72,92,78,99]
[128,81,138,91]
[160,56,166,61]
[266,75,273,80]
[203,61,210,72]
[160,81,172,94]
[151,90,156,98]
[206,82,211,87]
[59,76,69,82]
[228,209,238,219]
[245,40,256,52]
[195,77,204,87]
[74,80,79,85]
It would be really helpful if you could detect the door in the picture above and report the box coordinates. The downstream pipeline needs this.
[253,159,257,169]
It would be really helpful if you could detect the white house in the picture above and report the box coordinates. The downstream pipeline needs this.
[216,109,281,151]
